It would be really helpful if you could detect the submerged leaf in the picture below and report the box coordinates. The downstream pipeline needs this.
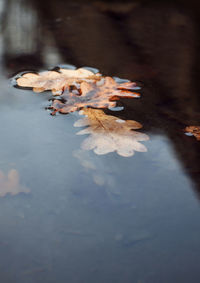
[74,108,149,157]
[0,169,30,197]
[17,68,101,95]
[50,76,140,114]
[185,126,200,141]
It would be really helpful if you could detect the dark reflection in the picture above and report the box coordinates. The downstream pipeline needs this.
[1,0,199,193]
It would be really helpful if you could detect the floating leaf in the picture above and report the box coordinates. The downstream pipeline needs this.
[0,169,30,197]
[17,68,101,95]
[50,76,140,115]
[185,126,200,141]
[74,108,149,157]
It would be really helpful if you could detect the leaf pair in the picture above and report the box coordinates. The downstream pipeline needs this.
[16,67,140,114]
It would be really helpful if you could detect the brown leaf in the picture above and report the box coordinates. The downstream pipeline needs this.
[17,68,101,95]
[185,126,200,141]
[50,77,140,115]
[0,169,30,197]
[74,108,149,157]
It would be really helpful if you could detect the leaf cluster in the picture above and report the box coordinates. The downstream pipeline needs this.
[15,66,149,157]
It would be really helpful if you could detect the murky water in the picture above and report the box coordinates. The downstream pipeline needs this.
[0,0,200,282]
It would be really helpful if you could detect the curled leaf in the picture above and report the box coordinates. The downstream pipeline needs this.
[74,108,149,157]
[185,126,200,141]
[0,169,30,197]
[50,76,140,115]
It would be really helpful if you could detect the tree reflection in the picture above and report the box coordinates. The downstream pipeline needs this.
[0,0,200,193]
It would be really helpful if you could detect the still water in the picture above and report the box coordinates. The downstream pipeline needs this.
[0,0,200,282]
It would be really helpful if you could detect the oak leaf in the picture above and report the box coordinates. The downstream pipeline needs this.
[74,108,149,157]
[185,126,200,141]
[16,68,101,95]
[50,77,140,115]
[0,169,30,197]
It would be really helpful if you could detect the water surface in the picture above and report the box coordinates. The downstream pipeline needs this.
[0,0,200,282]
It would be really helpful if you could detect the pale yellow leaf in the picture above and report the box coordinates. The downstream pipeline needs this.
[74,108,149,157]
[17,68,101,95]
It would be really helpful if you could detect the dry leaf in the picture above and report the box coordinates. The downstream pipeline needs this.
[185,126,200,141]
[74,108,149,157]
[17,68,101,95]
[15,66,140,114]
[50,76,140,115]
[0,169,30,197]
